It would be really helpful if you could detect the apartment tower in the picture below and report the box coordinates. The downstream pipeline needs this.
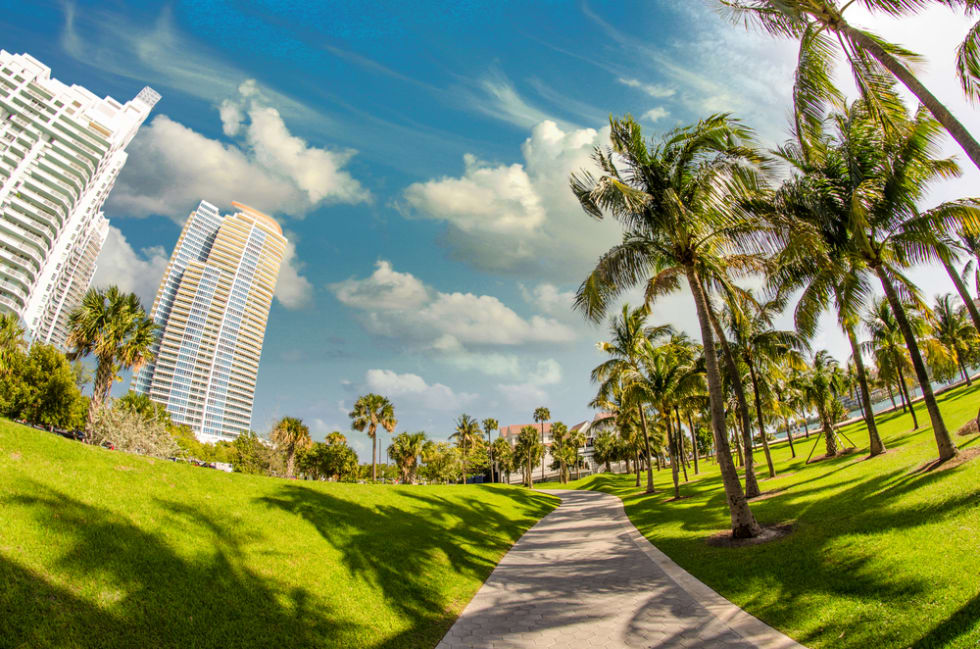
[0,50,158,347]
[134,200,287,442]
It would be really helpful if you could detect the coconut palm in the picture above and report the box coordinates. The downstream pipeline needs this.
[66,286,156,434]
[722,289,808,478]
[451,414,483,484]
[271,416,312,479]
[0,312,25,378]
[549,421,573,483]
[799,351,846,457]
[572,114,765,537]
[514,424,543,488]
[863,298,922,430]
[532,406,550,481]
[349,393,397,482]
[591,304,672,494]
[593,429,618,472]
[929,294,978,385]
[719,0,980,172]
[492,437,514,484]
[569,426,587,480]
[482,418,499,482]
[388,431,427,483]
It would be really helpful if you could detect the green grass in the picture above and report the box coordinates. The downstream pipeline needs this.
[0,421,558,649]
[539,381,980,649]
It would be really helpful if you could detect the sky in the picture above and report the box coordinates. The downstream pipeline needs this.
[3,1,979,460]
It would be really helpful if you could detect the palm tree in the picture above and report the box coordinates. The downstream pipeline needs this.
[271,416,312,478]
[569,427,587,480]
[482,418,499,482]
[451,414,483,484]
[349,393,397,482]
[863,297,923,430]
[929,294,978,385]
[719,0,980,172]
[549,422,575,483]
[491,437,514,484]
[0,312,25,378]
[533,406,550,481]
[593,429,617,473]
[514,424,543,488]
[572,114,765,537]
[591,304,672,494]
[722,290,808,478]
[388,431,427,483]
[66,286,156,433]
[800,351,846,457]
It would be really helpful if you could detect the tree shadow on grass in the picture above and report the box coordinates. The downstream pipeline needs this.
[1,482,356,649]
[258,484,555,649]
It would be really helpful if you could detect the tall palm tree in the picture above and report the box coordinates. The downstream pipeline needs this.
[593,429,618,473]
[0,312,26,378]
[451,414,483,484]
[514,424,543,488]
[591,304,672,494]
[271,416,312,479]
[800,351,846,457]
[719,0,980,172]
[482,418,499,482]
[549,421,573,483]
[569,426,587,480]
[66,286,156,434]
[863,297,921,428]
[349,393,397,482]
[722,290,808,478]
[533,406,550,481]
[388,431,427,483]
[929,294,978,385]
[491,437,514,484]
[572,114,765,537]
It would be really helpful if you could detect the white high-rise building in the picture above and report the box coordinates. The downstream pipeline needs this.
[134,200,287,443]
[0,50,158,347]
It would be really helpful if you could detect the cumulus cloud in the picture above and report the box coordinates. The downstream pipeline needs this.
[330,261,576,346]
[642,107,669,122]
[432,334,562,383]
[110,81,368,221]
[364,369,476,411]
[400,120,622,277]
[520,282,577,320]
[92,226,169,306]
[496,382,549,409]
[275,238,313,309]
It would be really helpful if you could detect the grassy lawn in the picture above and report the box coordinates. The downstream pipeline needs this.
[0,420,557,649]
[540,381,980,649]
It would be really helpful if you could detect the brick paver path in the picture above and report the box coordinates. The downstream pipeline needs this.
[436,489,806,649]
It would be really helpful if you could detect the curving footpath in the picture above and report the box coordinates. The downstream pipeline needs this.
[436,490,806,649]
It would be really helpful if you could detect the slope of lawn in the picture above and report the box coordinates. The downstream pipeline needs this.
[541,381,980,649]
[0,420,557,649]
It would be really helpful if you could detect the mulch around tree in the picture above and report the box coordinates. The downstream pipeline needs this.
[912,447,980,474]
[706,523,795,548]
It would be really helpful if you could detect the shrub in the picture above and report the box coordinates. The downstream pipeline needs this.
[90,404,179,459]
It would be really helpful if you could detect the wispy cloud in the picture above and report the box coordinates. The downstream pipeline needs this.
[617,77,675,98]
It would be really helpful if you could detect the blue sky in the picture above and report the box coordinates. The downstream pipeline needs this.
[4,1,978,460]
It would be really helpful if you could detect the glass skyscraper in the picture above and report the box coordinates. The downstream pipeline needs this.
[134,200,287,442]
[0,50,158,347]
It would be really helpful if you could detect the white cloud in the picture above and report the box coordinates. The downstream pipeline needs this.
[331,261,575,346]
[111,82,368,221]
[642,107,669,122]
[496,382,549,409]
[520,282,577,320]
[275,238,313,309]
[364,369,476,411]
[92,226,169,306]
[400,120,622,277]
[617,77,676,98]
[432,334,562,383]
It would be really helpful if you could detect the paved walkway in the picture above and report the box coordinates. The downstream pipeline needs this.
[436,490,806,649]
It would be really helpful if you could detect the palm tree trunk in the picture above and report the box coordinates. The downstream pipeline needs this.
[846,323,885,456]
[667,415,680,499]
[637,406,656,494]
[372,434,377,482]
[877,267,956,459]
[286,452,296,479]
[540,423,545,482]
[802,416,809,439]
[747,361,776,478]
[897,362,919,429]
[686,265,761,537]
[707,302,761,498]
[685,411,700,474]
[634,448,641,487]
[941,255,980,335]
[783,414,796,458]
[86,358,115,434]
[887,383,897,410]
[844,26,980,174]
[959,356,972,386]
[674,408,689,482]
[820,406,838,457]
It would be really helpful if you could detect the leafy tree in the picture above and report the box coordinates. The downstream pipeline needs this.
[572,114,764,538]
[0,312,26,378]
[349,393,397,482]
[451,414,482,484]
[420,441,460,484]
[232,431,267,474]
[533,406,550,481]
[513,425,543,488]
[91,402,179,459]
[15,343,86,430]
[388,431,427,483]
[593,429,618,473]
[718,0,980,172]
[66,287,156,434]
[271,416,312,479]
[491,437,513,483]
[325,431,347,446]
[116,391,172,426]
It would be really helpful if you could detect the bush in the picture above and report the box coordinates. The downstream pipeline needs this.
[90,404,179,459]
[0,343,85,430]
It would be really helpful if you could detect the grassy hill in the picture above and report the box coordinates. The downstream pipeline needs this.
[0,420,557,649]
[541,381,980,649]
